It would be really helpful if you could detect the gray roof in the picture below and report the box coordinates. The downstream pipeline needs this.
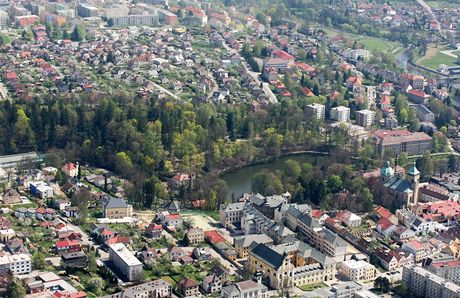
[298,213,321,229]
[105,198,128,209]
[233,234,273,248]
[250,243,284,269]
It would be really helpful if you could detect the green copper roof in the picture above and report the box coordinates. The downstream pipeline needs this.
[407,163,420,176]
[380,161,394,177]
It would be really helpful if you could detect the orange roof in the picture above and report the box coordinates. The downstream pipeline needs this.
[204,230,226,243]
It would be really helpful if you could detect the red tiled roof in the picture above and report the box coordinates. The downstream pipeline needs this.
[204,230,226,243]
[56,240,80,248]
[272,50,294,60]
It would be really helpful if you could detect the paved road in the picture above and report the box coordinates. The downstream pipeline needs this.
[222,38,278,104]
[416,0,446,39]
[152,82,182,102]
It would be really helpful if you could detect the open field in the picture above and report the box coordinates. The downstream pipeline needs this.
[417,45,458,69]
[323,28,401,54]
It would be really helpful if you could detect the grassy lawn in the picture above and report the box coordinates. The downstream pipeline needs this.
[426,0,460,8]
[418,46,458,69]
[0,33,11,44]
[297,282,328,291]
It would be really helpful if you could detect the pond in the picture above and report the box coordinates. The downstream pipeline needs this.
[220,153,330,199]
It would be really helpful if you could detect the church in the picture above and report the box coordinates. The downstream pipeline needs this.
[380,161,420,208]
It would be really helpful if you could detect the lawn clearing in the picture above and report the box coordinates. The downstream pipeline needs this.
[297,282,328,291]
[418,46,458,69]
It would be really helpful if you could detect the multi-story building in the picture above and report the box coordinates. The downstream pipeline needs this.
[102,5,130,19]
[186,228,204,245]
[220,202,246,228]
[14,15,38,27]
[158,9,178,25]
[400,73,425,89]
[297,213,348,261]
[77,4,99,18]
[373,130,433,156]
[340,260,376,282]
[103,198,133,219]
[102,279,172,298]
[306,103,325,120]
[11,6,30,17]
[330,106,350,122]
[403,265,460,298]
[111,15,159,27]
[355,109,375,128]
[248,241,336,289]
[109,243,143,281]
[0,254,31,275]
[55,240,81,255]
[221,280,268,298]
[61,252,87,269]
[233,234,273,258]
[425,259,460,285]
[365,86,377,107]
[0,10,8,27]
[412,104,435,123]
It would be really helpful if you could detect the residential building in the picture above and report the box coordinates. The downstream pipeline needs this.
[407,89,430,104]
[425,259,460,284]
[111,15,159,27]
[340,260,376,282]
[402,240,430,263]
[14,15,38,27]
[220,202,246,228]
[0,253,31,275]
[62,162,78,177]
[179,277,199,297]
[0,10,8,27]
[30,181,54,199]
[77,4,99,18]
[102,279,172,298]
[103,198,133,219]
[55,240,81,255]
[306,103,325,120]
[335,210,361,227]
[355,109,375,128]
[221,280,268,298]
[233,234,273,258]
[186,228,204,245]
[158,9,178,25]
[202,266,227,294]
[373,130,433,156]
[403,265,460,298]
[330,106,351,122]
[412,104,435,123]
[400,73,425,89]
[108,243,143,281]
[248,241,336,289]
[2,189,21,204]
[61,252,88,269]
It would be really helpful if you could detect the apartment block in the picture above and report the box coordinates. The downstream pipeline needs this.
[403,265,460,298]
[373,130,433,156]
[425,259,460,285]
[330,106,351,122]
[355,109,375,128]
[111,15,159,27]
[109,243,143,281]
[306,103,325,120]
[77,4,99,18]
[0,253,31,275]
[412,104,435,123]
[221,280,268,298]
[102,279,172,298]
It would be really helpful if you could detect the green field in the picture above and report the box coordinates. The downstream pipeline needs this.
[0,33,11,45]
[323,28,401,54]
[426,0,460,8]
[417,47,458,70]
[297,282,328,291]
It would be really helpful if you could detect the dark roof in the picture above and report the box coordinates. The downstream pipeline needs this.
[105,198,128,209]
[250,243,284,269]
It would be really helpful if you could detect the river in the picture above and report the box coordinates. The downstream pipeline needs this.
[220,153,330,198]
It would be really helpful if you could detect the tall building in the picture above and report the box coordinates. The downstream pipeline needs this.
[0,10,8,27]
[77,4,99,18]
[373,130,433,156]
[355,109,375,128]
[330,106,350,122]
[108,243,143,281]
[306,103,325,120]
[425,259,460,285]
[111,15,159,27]
[158,9,178,25]
[403,265,460,298]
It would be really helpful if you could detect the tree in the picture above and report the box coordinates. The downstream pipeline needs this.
[5,275,26,298]
[327,175,342,193]
[251,170,283,196]
[107,18,114,27]
[87,252,98,273]
[417,151,434,180]
[374,276,390,293]
[398,152,408,167]
[448,155,458,172]
[71,25,85,42]
[32,252,46,270]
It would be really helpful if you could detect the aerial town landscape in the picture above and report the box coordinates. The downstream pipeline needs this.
[0,0,459,297]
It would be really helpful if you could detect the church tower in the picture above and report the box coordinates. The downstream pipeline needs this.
[380,161,394,183]
[407,162,420,207]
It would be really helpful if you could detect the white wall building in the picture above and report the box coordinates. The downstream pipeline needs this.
[340,260,376,282]
[109,243,143,281]
[331,106,351,122]
[306,103,325,120]
[0,254,31,275]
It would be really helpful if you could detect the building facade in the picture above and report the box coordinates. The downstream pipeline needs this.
[109,243,143,281]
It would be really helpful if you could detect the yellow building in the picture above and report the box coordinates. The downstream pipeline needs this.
[248,241,336,289]
[103,198,133,219]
